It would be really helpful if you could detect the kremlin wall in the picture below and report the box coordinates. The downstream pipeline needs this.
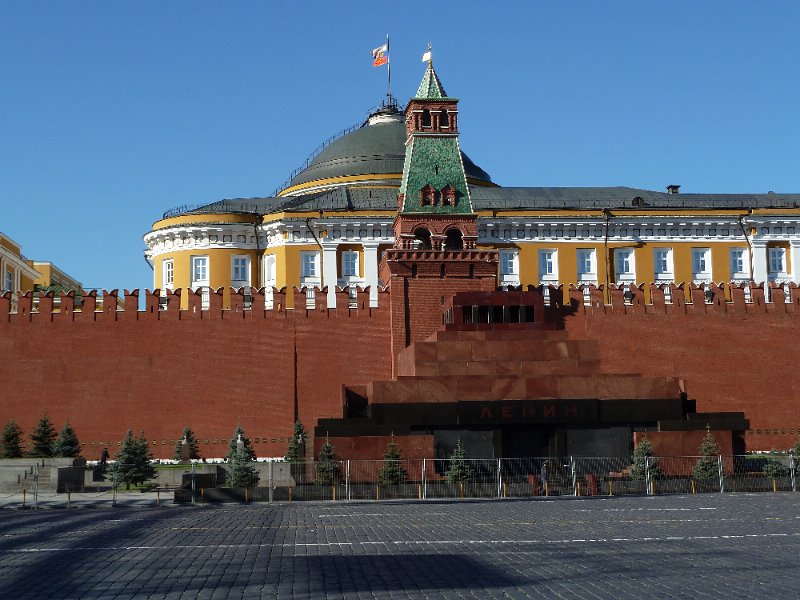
[4,61,800,462]
[1,281,798,460]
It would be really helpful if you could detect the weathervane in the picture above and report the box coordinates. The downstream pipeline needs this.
[422,43,432,64]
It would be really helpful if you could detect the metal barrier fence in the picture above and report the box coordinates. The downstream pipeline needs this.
[1,455,798,508]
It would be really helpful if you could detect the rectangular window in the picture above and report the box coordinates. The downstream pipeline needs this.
[576,248,595,280]
[614,248,635,282]
[769,247,786,274]
[691,248,711,280]
[191,256,208,284]
[301,251,320,279]
[538,249,558,281]
[3,270,11,292]
[341,251,359,278]
[499,249,519,276]
[653,248,673,280]
[498,249,519,285]
[163,260,174,289]
[231,255,250,283]
[729,248,748,278]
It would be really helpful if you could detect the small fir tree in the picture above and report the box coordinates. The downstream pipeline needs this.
[226,444,260,488]
[226,424,256,462]
[284,420,306,462]
[630,434,661,480]
[52,422,81,458]
[28,413,57,457]
[692,429,721,480]
[173,426,201,461]
[791,438,800,459]
[315,437,340,485]
[378,436,407,486]
[762,450,790,478]
[112,430,157,490]
[445,438,475,484]
[0,420,24,458]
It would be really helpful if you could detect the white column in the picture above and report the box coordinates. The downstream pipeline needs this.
[363,242,380,307]
[321,242,338,308]
[791,242,800,284]
[752,242,768,285]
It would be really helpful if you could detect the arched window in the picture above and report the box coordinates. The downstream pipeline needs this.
[420,184,436,206]
[441,185,457,206]
[421,109,431,128]
[414,228,432,250]
[440,109,449,127]
[444,229,463,250]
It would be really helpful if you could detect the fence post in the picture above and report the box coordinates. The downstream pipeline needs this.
[791,455,797,493]
[112,468,117,507]
[645,456,651,496]
[497,459,502,498]
[346,460,351,501]
[268,461,274,504]
[718,455,725,493]
[33,464,38,510]
[422,458,427,500]
[570,456,577,497]
[191,462,196,506]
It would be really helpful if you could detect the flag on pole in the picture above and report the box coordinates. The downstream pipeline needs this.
[372,43,388,67]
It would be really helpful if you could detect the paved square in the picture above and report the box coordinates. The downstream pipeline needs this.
[0,494,798,598]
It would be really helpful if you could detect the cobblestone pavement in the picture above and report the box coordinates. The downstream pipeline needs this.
[0,493,798,599]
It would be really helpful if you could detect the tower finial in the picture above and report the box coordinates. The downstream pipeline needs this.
[422,43,432,64]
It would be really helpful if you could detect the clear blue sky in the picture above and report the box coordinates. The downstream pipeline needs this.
[2,1,799,293]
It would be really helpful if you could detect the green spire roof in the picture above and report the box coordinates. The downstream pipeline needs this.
[415,62,450,99]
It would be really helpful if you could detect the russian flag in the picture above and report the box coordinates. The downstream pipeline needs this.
[371,43,388,67]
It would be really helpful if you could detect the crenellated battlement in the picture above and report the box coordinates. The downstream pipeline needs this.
[565,281,800,316]
[470,281,800,317]
[0,285,391,325]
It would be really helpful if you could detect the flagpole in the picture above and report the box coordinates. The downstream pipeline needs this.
[386,34,391,104]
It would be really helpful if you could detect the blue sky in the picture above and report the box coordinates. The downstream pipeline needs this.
[2,1,799,293]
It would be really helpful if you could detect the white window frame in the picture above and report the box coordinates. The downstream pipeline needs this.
[263,255,277,287]
[498,249,519,285]
[768,247,788,279]
[190,255,210,309]
[341,251,359,279]
[538,249,558,283]
[162,259,174,291]
[614,248,635,283]
[231,255,251,286]
[191,256,209,286]
[653,248,673,281]
[691,248,712,282]
[729,247,749,280]
[576,248,596,282]
[4,269,12,292]
[300,251,321,283]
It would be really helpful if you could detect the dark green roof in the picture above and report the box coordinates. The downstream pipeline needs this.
[469,187,800,210]
[286,108,489,189]
[167,187,800,220]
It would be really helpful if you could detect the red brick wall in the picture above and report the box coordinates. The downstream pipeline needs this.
[4,284,800,460]
[0,288,391,460]
[564,302,800,452]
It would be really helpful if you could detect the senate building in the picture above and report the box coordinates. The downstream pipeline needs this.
[144,63,800,311]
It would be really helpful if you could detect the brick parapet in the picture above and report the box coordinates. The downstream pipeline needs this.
[0,286,390,326]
